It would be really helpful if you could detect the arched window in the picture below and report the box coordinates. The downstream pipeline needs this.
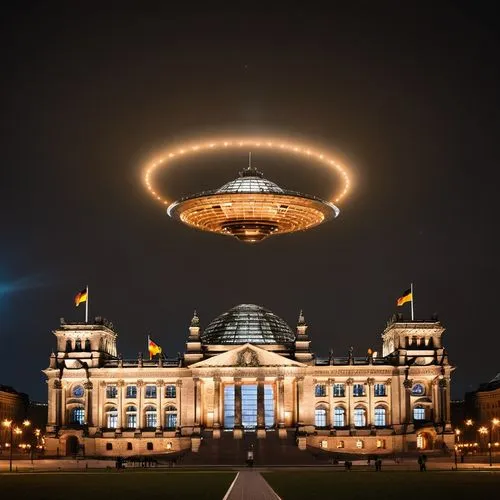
[413,405,426,421]
[333,407,345,427]
[66,339,72,352]
[374,406,386,427]
[353,407,367,427]
[70,407,85,425]
[84,339,91,351]
[315,406,328,427]
[145,405,157,428]
[75,339,82,351]
[125,406,137,429]
[165,405,177,429]
[106,406,118,429]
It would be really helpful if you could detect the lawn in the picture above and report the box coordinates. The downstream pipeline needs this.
[263,471,500,500]
[0,470,236,500]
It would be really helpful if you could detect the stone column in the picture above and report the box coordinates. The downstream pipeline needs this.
[257,378,266,438]
[213,376,221,438]
[137,380,144,430]
[432,378,440,423]
[328,378,334,429]
[440,377,451,425]
[53,380,62,427]
[296,376,304,425]
[115,380,124,432]
[277,376,286,438]
[194,377,202,426]
[385,378,392,426]
[61,383,67,425]
[156,380,164,432]
[234,378,243,439]
[346,378,353,428]
[176,380,182,431]
[84,381,93,427]
[403,379,413,425]
[367,378,374,427]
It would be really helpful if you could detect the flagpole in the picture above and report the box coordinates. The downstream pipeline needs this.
[410,282,414,321]
[148,335,151,360]
[85,285,89,324]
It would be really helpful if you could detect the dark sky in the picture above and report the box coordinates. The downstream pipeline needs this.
[1,2,499,401]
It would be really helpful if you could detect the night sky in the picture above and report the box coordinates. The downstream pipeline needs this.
[1,3,498,401]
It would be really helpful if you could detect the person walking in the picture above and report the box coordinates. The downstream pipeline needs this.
[375,457,382,471]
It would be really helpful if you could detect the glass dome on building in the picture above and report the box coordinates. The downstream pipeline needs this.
[202,304,296,345]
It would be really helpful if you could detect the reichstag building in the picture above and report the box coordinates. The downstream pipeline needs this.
[43,304,454,456]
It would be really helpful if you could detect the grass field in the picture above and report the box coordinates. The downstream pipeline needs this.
[0,470,236,500]
[263,471,500,500]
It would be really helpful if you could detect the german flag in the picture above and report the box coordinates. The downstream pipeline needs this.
[397,289,412,306]
[74,288,88,307]
[148,336,162,359]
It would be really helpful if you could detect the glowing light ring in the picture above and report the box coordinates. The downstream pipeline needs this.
[143,136,352,206]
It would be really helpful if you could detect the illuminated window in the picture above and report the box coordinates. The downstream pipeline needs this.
[417,434,426,449]
[353,384,364,397]
[413,406,426,421]
[376,439,385,449]
[126,386,137,398]
[374,384,386,397]
[145,385,157,398]
[353,407,367,427]
[356,439,364,449]
[334,407,346,427]
[224,385,235,429]
[125,406,137,428]
[106,407,118,428]
[70,407,85,425]
[374,406,386,427]
[264,384,274,428]
[315,384,327,397]
[315,407,327,427]
[320,440,328,449]
[337,440,344,448]
[333,383,345,397]
[165,405,177,429]
[165,385,176,398]
[145,406,157,428]
[106,385,117,399]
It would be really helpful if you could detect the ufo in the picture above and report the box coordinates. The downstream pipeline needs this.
[167,164,339,243]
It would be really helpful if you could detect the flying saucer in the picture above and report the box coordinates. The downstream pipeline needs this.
[167,164,339,243]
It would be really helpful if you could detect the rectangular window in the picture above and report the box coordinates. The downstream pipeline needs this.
[166,413,177,429]
[165,385,176,398]
[127,442,133,451]
[106,385,117,399]
[106,443,113,451]
[126,413,137,429]
[353,384,364,397]
[376,439,385,449]
[374,384,386,397]
[146,442,153,451]
[224,385,235,429]
[333,383,345,397]
[145,412,157,428]
[107,413,118,429]
[264,384,274,428]
[145,385,157,398]
[315,384,327,397]
[241,385,257,429]
[126,386,137,398]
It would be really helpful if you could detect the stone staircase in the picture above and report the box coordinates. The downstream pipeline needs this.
[181,430,328,466]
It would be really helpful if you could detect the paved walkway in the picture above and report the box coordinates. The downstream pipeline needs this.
[224,471,281,500]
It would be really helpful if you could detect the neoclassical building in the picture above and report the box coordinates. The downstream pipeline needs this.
[43,304,454,457]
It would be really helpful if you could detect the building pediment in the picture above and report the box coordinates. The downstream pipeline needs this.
[190,344,305,368]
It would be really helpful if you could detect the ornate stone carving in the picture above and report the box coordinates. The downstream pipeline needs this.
[385,378,392,386]
[53,379,62,389]
[117,380,125,387]
[237,348,260,367]
[403,379,413,390]
[367,378,375,386]
[439,378,448,388]
[156,380,165,387]
[346,378,354,386]
[99,381,107,388]
[83,381,93,390]
[176,379,183,387]
[136,380,144,387]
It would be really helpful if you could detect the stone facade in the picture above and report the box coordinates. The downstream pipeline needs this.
[43,308,455,457]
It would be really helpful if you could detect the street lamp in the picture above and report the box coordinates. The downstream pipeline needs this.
[454,429,461,468]
[2,419,31,472]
